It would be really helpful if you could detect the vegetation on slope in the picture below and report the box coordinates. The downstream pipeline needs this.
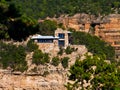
[38,20,57,35]
[51,56,60,66]
[10,0,120,19]
[32,50,50,65]
[0,0,116,75]
[0,0,59,41]
[0,40,49,71]
[61,57,69,69]
[71,30,115,60]
[0,0,39,41]
[0,41,27,72]
[66,55,120,90]
[26,39,38,52]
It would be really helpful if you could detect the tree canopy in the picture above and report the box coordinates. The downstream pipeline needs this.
[66,55,120,90]
[0,41,27,72]
[9,0,120,19]
[0,0,39,41]
[71,30,115,60]
[38,20,57,35]
[32,50,50,65]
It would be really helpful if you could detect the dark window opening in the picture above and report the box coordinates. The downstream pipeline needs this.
[58,33,65,39]
[59,40,65,47]
[68,33,72,44]
[37,39,53,43]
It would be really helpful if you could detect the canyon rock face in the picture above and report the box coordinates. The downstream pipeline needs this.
[3,13,120,89]
[0,45,87,90]
[48,14,120,59]
[0,71,66,90]
[53,14,120,32]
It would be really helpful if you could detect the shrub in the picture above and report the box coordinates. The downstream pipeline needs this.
[27,39,38,52]
[38,20,57,35]
[61,57,69,68]
[71,31,115,60]
[51,56,60,66]
[0,41,27,72]
[58,47,64,55]
[32,50,50,65]
[66,55,120,90]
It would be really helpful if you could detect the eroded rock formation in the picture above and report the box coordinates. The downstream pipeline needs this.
[0,45,87,90]
[48,14,120,59]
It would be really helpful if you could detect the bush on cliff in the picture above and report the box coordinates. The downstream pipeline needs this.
[61,57,69,68]
[71,31,115,60]
[38,20,57,35]
[32,50,50,65]
[66,55,120,90]
[51,56,60,66]
[0,41,27,72]
[26,40,38,52]
[65,46,77,54]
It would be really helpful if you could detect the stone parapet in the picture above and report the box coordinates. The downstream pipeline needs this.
[36,42,59,56]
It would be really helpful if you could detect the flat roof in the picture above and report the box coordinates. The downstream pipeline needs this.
[31,35,59,39]
[67,31,72,33]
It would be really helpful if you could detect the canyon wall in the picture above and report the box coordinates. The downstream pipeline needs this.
[52,14,120,59]
[0,45,87,90]
[0,70,66,90]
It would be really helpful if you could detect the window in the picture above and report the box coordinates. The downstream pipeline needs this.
[59,40,65,47]
[58,33,65,39]
[38,39,53,43]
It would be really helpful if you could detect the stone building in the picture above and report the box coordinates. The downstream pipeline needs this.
[31,35,59,54]
[31,28,71,54]
[55,28,71,48]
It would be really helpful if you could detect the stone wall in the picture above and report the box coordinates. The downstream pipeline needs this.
[36,41,59,56]
[33,28,71,55]
[55,28,70,48]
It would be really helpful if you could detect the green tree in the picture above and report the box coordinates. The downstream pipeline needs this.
[8,16,39,41]
[71,31,115,60]
[38,20,57,35]
[32,50,50,65]
[51,56,60,66]
[0,41,27,72]
[65,46,76,54]
[58,47,64,55]
[66,55,120,90]
[6,3,21,18]
[61,57,69,68]
[0,0,39,41]
[26,40,38,52]
[10,0,119,19]
[0,24,9,39]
